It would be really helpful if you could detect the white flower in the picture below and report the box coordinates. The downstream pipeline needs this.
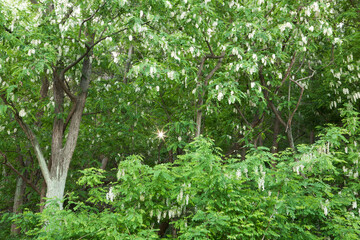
[106,187,116,202]
[236,169,241,179]
[165,1,172,8]
[249,65,257,75]
[156,86,160,92]
[279,22,292,32]
[189,46,194,54]
[353,201,357,209]
[323,27,333,36]
[19,109,26,117]
[311,2,320,12]
[167,71,175,80]
[251,82,255,88]
[323,206,328,216]
[252,54,257,61]
[129,35,133,41]
[177,188,184,202]
[258,177,265,191]
[302,36,307,44]
[217,92,224,101]
[27,49,35,56]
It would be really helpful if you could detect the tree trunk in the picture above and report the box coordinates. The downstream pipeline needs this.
[271,117,280,154]
[45,177,67,209]
[45,50,92,209]
[100,155,109,170]
[39,180,47,212]
[123,45,133,84]
[286,125,295,151]
[310,130,315,144]
[11,176,26,235]
[195,52,225,137]
[195,100,203,138]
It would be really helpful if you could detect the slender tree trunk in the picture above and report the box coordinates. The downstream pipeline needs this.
[195,99,203,138]
[39,180,47,212]
[11,177,25,235]
[123,45,133,84]
[100,155,108,170]
[286,125,295,150]
[310,130,315,144]
[195,52,226,137]
[271,117,280,154]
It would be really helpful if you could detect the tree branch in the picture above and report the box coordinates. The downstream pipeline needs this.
[0,151,41,194]
[0,94,51,185]
[287,78,304,132]
[275,51,297,94]
[78,1,107,39]
[259,67,287,127]
[204,51,226,83]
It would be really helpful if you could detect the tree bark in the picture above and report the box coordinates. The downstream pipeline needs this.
[286,125,295,150]
[310,130,315,144]
[100,155,108,170]
[10,176,26,235]
[45,46,93,209]
[271,117,280,154]
[123,45,133,84]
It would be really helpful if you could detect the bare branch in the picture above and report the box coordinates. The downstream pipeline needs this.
[60,7,74,25]
[204,51,226,82]
[78,1,107,39]
[287,78,305,130]
[235,105,251,126]
[0,151,41,194]
[275,51,297,94]
[58,76,77,102]
[62,21,141,75]
[259,67,287,127]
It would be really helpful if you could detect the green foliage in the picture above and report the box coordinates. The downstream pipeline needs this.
[1,0,360,239]
[14,122,360,239]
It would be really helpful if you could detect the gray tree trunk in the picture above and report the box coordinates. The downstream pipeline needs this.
[11,177,25,234]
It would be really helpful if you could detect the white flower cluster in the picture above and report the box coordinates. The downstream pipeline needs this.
[150,66,157,77]
[293,164,305,175]
[323,27,333,36]
[255,165,266,191]
[321,199,330,216]
[111,51,119,64]
[27,49,35,56]
[279,22,292,32]
[19,109,26,117]
[167,71,175,80]
[106,187,116,202]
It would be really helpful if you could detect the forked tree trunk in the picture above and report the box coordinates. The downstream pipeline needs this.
[45,49,92,209]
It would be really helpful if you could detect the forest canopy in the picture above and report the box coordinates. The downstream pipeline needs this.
[0,0,359,239]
